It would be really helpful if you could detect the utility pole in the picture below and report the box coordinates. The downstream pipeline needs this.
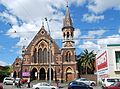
[45,17,52,85]
[21,46,26,79]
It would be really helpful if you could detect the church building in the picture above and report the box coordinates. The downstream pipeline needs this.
[12,5,77,82]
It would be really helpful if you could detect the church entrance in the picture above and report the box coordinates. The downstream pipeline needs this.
[47,68,53,80]
[66,67,73,82]
[31,68,37,80]
[39,68,46,80]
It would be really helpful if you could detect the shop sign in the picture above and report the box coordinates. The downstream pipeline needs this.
[22,72,30,76]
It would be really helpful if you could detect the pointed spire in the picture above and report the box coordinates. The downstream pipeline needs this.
[63,2,72,27]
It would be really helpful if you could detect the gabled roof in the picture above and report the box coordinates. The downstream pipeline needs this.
[25,25,61,54]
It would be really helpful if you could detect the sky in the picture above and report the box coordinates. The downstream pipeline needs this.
[0,0,120,66]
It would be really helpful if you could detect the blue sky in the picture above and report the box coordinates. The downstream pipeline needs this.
[0,0,120,66]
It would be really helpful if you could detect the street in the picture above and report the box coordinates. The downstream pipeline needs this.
[1,83,102,89]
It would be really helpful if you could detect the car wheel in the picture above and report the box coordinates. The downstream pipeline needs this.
[4,82,7,85]
[35,87,39,89]
[91,83,95,86]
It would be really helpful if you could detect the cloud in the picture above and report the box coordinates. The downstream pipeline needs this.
[119,28,120,33]
[82,13,104,23]
[87,0,120,14]
[0,11,18,25]
[79,41,100,51]
[1,0,85,49]
[6,23,39,47]
[1,0,84,22]
[88,29,106,38]
[70,0,86,6]
[79,29,106,41]
[74,29,81,46]
[97,34,120,45]
[0,60,9,66]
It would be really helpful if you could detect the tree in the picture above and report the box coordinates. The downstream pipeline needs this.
[0,66,11,82]
[77,49,96,75]
[0,66,11,76]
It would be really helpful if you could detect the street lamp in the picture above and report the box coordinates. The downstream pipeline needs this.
[21,46,26,79]
[45,17,52,85]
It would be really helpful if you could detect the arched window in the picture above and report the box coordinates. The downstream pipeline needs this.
[25,69,27,72]
[66,51,71,62]
[34,48,37,63]
[63,33,65,39]
[43,48,47,63]
[38,48,42,63]
[16,63,19,65]
[67,32,69,38]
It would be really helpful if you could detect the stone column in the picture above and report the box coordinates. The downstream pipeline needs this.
[45,71,47,80]
[38,72,39,80]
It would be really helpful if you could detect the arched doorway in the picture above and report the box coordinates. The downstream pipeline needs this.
[47,68,53,80]
[66,67,73,82]
[39,68,46,80]
[13,71,17,78]
[31,68,37,80]
[18,71,20,78]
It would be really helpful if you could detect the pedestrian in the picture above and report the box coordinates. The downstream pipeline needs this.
[13,79,15,87]
[17,79,21,88]
[27,78,30,88]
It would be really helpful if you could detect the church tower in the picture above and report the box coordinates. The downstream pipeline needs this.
[61,4,77,82]
[62,5,74,47]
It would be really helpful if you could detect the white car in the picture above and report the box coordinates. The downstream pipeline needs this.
[3,77,14,85]
[32,82,58,89]
[75,77,96,86]
[101,78,120,88]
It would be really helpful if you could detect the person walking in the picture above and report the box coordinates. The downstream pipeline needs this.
[27,78,30,88]
[17,79,21,88]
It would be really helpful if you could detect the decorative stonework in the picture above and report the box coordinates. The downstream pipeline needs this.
[40,30,45,35]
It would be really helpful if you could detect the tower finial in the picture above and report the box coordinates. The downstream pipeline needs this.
[66,0,68,7]
[42,18,44,27]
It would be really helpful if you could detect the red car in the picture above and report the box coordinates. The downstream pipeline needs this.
[105,82,120,89]
[21,78,28,84]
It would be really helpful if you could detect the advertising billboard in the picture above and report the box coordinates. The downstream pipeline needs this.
[96,51,108,70]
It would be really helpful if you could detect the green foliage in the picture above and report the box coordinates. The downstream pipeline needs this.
[77,49,96,75]
[0,66,11,76]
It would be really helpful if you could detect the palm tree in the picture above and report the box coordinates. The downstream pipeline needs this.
[77,49,96,75]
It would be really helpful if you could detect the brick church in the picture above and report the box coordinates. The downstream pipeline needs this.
[12,5,78,82]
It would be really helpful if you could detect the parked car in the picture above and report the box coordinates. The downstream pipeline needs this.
[3,77,14,85]
[68,80,93,89]
[104,82,120,89]
[75,77,96,86]
[0,84,3,89]
[101,78,120,89]
[32,82,58,89]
